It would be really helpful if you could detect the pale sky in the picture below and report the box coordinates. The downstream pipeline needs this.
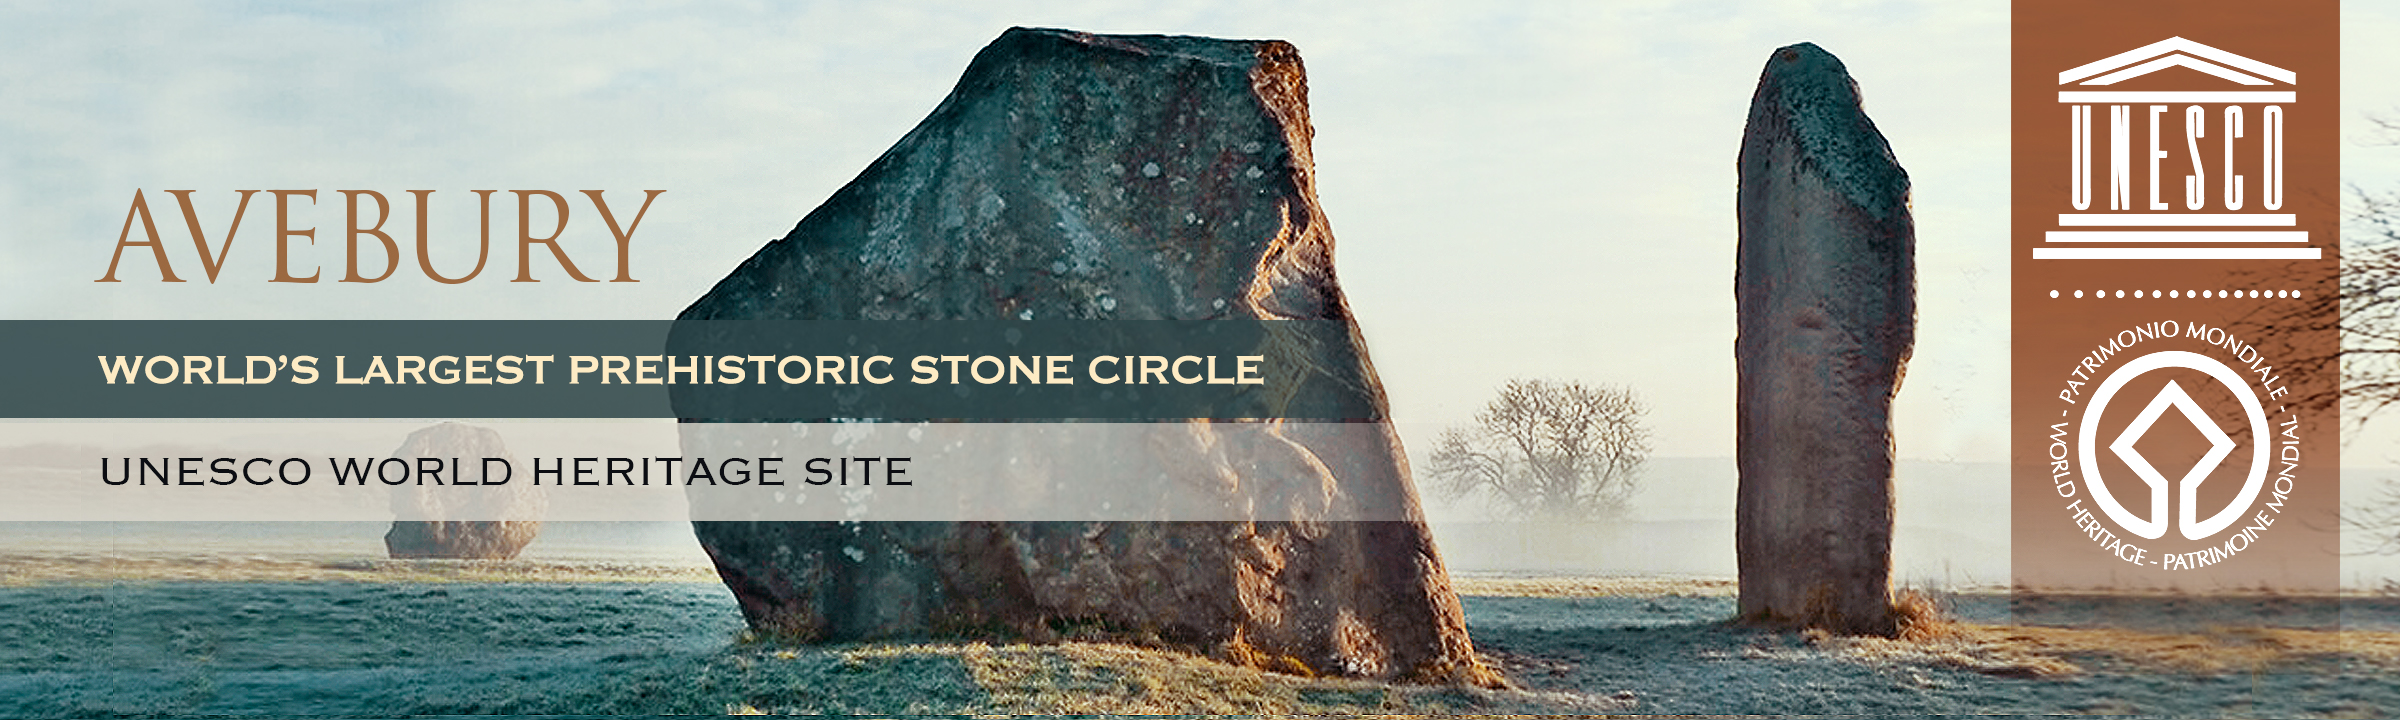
[3,1,2396,468]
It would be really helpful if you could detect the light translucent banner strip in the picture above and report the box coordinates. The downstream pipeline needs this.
[0,421,1434,522]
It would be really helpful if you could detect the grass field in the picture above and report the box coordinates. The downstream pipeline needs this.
[2,555,2397,717]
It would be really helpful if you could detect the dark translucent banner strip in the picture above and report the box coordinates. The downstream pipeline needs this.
[0,320,1381,419]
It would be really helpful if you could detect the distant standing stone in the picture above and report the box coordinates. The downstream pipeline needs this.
[384,423,544,560]
[1734,42,1915,636]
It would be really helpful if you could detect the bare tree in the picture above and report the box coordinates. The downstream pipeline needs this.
[2257,114,2400,555]
[2342,184,2400,417]
[2329,117,2400,413]
[2235,116,2400,416]
[2341,118,2400,556]
[1424,378,1651,521]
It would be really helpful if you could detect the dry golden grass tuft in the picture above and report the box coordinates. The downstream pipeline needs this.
[958,642,1342,715]
[1941,623,2400,675]
[1889,588,1950,640]
[1811,591,2400,678]
[805,641,1627,716]
[1775,588,2092,678]
[1807,624,2084,678]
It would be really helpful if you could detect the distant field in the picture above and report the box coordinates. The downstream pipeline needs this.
[0,553,720,585]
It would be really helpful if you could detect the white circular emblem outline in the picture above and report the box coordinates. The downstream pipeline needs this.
[2076,350,2270,541]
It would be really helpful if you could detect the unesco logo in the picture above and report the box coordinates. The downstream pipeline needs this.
[2038,37,2315,262]
[2076,351,2270,541]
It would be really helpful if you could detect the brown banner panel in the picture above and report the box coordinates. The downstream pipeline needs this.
[2012,0,2341,594]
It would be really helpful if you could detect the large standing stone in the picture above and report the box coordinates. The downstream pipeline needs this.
[676,27,1492,685]
[1733,43,1916,636]
[384,423,544,560]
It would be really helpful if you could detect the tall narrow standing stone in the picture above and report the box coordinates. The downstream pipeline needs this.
[1734,43,1915,636]
[676,28,1492,685]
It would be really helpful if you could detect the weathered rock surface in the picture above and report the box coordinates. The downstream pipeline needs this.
[384,423,544,560]
[676,27,1491,684]
[1734,43,1916,636]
